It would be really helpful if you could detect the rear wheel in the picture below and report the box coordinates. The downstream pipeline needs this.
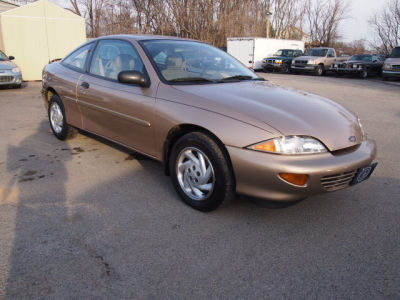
[169,132,235,211]
[48,94,76,140]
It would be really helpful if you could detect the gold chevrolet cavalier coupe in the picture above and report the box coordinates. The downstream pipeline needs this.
[41,35,377,211]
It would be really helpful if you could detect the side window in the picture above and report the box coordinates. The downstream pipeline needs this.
[62,43,93,71]
[327,49,335,57]
[89,40,144,81]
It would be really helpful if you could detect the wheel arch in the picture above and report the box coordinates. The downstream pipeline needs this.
[44,86,59,109]
[162,124,235,184]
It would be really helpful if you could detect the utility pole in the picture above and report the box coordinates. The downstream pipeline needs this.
[266,11,272,38]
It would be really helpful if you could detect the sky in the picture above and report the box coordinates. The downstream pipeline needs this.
[338,0,386,43]
[49,0,385,44]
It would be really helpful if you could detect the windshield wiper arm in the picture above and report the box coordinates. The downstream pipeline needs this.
[217,75,265,82]
[168,77,215,83]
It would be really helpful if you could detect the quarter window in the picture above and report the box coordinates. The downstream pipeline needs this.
[89,40,144,81]
[62,43,93,71]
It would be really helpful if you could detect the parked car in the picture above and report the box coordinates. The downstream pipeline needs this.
[382,46,400,80]
[0,50,22,88]
[261,49,303,73]
[41,35,377,211]
[330,54,384,78]
[291,47,344,76]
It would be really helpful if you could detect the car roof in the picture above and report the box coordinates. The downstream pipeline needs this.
[89,34,195,42]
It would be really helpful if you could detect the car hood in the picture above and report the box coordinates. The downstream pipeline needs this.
[171,81,362,151]
[0,60,16,70]
[264,56,291,60]
[384,57,400,64]
[347,60,373,65]
[294,56,322,61]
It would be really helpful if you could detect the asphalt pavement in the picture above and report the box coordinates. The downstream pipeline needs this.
[0,75,399,299]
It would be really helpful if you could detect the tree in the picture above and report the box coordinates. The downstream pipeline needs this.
[369,0,400,56]
[304,0,349,46]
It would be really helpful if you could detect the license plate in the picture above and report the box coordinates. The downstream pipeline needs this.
[350,162,378,185]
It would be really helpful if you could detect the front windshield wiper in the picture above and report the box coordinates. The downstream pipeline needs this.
[217,75,265,82]
[168,77,215,83]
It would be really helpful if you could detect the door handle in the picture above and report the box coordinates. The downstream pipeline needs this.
[81,81,90,89]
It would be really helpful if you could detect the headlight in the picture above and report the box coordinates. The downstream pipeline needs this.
[262,59,266,64]
[353,64,358,68]
[308,60,316,64]
[247,136,327,155]
[333,64,337,68]
[383,64,392,70]
[358,118,365,140]
[275,60,282,64]
[12,67,20,73]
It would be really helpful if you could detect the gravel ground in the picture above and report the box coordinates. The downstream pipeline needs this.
[0,76,399,299]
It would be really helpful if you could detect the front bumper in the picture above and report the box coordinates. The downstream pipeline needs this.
[382,70,400,78]
[227,137,377,202]
[291,64,317,72]
[0,70,22,86]
[263,63,283,71]
[330,67,366,74]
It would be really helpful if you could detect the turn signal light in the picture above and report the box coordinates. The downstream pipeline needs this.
[279,173,308,186]
[252,140,276,152]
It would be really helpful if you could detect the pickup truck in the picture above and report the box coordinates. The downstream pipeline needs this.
[261,49,303,73]
[291,47,343,76]
[382,46,400,80]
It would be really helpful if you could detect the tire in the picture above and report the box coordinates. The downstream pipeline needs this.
[315,65,324,76]
[169,132,235,212]
[360,70,368,79]
[283,63,291,74]
[48,94,77,140]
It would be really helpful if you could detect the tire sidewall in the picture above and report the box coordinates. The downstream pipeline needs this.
[315,65,323,76]
[48,95,68,140]
[360,70,368,79]
[169,133,233,211]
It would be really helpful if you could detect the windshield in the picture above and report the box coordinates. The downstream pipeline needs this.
[273,50,297,57]
[305,49,328,57]
[140,40,258,83]
[390,47,400,58]
[349,55,372,61]
[0,51,9,61]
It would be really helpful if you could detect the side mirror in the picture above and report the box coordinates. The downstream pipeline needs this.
[8,56,15,60]
[118,71,150,87]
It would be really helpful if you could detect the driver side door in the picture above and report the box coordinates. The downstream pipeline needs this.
[76,39,157,157]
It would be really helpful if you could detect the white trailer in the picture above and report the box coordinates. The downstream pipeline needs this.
[227,37,305,70]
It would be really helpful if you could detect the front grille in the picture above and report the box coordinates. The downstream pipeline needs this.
[321,170,357,191]
[295,60,308,65]
[0,76,14,83]
[392,65,400,72]
[267,59,275,64]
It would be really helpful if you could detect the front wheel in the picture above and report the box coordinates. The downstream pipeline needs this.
[169,132,235,211]
[48,95,76,140]
[315,65,324,76]
[360,70,368,79]
[282,63,291,74]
